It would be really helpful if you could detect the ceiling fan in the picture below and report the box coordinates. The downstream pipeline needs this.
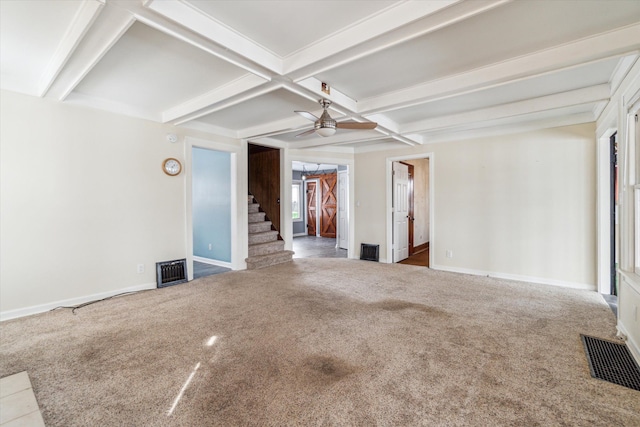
[295,99,377,137]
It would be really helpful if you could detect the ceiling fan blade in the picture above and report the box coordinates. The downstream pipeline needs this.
[336,121,378,130]
[295,128,317,137]
[295,111,318,122]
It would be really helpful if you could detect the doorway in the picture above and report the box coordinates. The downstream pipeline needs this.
[248,143,281,234]
[388,155,432,267]
[292,161,350,258]
[190,145,234,279]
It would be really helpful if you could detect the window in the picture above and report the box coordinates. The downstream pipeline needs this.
[292,181,302,222]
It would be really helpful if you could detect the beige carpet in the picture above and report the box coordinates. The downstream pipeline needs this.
[0,259,637,426]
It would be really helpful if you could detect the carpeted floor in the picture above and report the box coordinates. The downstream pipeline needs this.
[0,259,637,426]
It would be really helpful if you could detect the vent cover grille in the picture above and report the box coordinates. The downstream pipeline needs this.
[581,334,640,391]
[156,259,188,288]
[360,243,379,262]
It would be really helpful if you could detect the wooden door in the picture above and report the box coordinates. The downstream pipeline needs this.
[248,144,280,233]
[320,174,337,238]
[306,181,317,236]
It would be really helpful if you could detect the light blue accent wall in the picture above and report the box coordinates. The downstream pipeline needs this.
[192,147,231,262]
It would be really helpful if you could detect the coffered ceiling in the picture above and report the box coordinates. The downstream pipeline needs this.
[2,0,639,151]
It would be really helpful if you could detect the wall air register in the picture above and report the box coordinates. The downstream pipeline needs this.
[360,243,380,262]
[156,258,188,288]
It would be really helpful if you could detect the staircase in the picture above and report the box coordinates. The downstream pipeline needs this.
[245,195,294,269]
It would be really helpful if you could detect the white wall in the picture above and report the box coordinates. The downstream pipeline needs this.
[0,90,241,319]
[354,124,597,289]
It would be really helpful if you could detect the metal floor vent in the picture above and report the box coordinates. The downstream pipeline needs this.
[581,335,640,391]
[360,243,379,262]
[156,258,188,288]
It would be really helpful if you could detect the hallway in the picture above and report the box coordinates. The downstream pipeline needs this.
[292,236,347,259]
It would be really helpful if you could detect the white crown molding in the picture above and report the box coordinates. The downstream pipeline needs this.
[178,120,239,140]
[64,91,162,123]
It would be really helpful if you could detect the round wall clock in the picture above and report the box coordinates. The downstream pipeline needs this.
[162,158,182,176]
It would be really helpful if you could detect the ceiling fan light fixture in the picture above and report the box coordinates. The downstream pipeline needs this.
[316,127,337,137]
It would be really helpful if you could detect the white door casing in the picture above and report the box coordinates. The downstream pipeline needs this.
[338,170,349,250]
[393,162,409,262]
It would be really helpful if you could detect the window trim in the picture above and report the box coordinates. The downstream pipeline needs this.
[292,180,303,223]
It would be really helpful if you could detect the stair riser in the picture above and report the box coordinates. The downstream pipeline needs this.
[249,232,278,245]
[248,222,272,233]
[246,252,293,270]
[249,241,285,257]
[248,204,260,213]
[248,212,266,223]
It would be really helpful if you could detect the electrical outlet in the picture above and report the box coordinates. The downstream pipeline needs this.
[137,264,144,274]
[446,250,453,258]
[208,243,212,250]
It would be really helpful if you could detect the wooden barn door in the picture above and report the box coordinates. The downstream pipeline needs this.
[306,180,318,236]
[320,173,337,238]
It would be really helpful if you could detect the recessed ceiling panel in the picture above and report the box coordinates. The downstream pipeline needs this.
[384,57,621,124]
[0,0,83,95]
[73,22,251,114]
[317,0,640,100]
[187,0,397,57]
[194,89,322,130]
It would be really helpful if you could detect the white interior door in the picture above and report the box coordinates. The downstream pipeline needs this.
[393,162,409,262]
[338,170,349,250]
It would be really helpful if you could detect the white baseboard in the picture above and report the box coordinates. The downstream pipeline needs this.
[293,233,308,237]
[0,282,157,322]
[430,264,596,291]
[617,322,640,365]
[193,256,232,269]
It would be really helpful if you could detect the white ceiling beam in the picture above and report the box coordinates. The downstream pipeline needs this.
[46,4,135,101]
[173,81,284,126]
[163,74,268,123]
[359,23,640,115]
[144,0,282,75]
[288,132,391,150]
[403,85,609,134]
[284,0,461,74]
[287,0,509,81]
[419,112,596,145]
[238,116,312,140]
[37,0,105,97]
[283,77,359,113]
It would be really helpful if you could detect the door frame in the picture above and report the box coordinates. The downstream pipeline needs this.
[185,136,245,277]
[386,153,434,265]
[304,178,320,237]
[287,154,354,258]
